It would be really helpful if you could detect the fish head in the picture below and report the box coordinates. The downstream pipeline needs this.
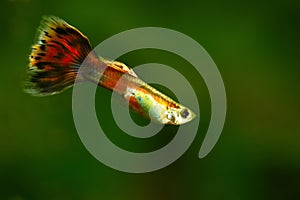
[162,106,196,125]
[177,107,196,124]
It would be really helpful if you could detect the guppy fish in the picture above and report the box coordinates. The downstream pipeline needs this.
[25,16,196,125]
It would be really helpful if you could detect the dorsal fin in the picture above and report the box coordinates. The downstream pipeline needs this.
[100,58,138,77]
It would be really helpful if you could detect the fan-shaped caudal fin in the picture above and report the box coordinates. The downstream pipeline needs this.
[25,16,94,96]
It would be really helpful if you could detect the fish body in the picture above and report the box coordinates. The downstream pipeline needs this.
[25,16,196,125]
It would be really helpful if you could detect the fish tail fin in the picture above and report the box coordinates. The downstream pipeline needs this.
[25,16,94,96]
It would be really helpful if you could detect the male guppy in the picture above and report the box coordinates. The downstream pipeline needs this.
[25,16,196,125]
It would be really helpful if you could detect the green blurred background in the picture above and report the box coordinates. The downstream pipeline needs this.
[0,0,299,199]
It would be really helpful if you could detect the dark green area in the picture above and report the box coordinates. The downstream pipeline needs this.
[0,0,299,199]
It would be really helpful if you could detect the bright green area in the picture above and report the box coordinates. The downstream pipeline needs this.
[0,0,299,199]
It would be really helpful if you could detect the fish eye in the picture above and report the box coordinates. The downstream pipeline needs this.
[180,109,189,118]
